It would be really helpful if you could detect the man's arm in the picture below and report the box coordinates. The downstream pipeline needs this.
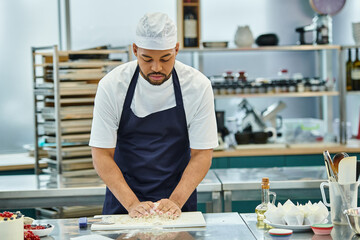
[92,147,154,217]
[156,148,212,218]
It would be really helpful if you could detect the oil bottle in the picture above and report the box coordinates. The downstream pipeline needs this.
[255,177,276,222]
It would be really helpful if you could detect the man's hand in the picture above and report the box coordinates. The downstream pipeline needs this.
[155,199,181,219]
[128,201,155,218]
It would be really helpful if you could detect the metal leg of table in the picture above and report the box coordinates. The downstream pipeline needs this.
[224,190,232,212]
[212,191,222,213]
[205,202,213,213]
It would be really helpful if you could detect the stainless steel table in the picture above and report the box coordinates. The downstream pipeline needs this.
[241,213,359,240]
[214,166,328,212]
[34,213,255,240]
[0,170,222,213]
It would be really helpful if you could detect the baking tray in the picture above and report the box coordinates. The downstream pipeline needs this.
[44,133,90,143]
[41,106,93,120]
[45,97,94,104]
[44,146,92,158]
[43,157,93,171]
[43,119,92,134]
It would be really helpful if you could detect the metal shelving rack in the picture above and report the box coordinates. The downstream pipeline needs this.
[338,45,360,142]
[32,45,132,178]
[180,45,345,143]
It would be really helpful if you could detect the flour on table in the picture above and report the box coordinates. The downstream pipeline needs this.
[102,214,174,226]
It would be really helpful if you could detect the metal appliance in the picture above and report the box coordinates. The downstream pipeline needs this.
[295,0,346,45]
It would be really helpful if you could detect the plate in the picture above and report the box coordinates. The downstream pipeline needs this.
[202,41,228,48]
[264,219,328,232]
[24,224,55,237]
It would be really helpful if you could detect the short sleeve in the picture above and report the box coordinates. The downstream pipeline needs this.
[89,84,119,148]
[188,83,218,149]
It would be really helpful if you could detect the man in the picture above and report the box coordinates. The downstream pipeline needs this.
[90,12,218,219]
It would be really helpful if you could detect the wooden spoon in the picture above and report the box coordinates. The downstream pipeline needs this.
[332,152,349,175]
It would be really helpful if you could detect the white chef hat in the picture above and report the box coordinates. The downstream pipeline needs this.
[135,12,177,50]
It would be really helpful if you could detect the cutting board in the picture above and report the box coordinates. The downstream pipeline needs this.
[91,211,206,230]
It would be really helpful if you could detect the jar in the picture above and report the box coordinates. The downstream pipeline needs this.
[267,82,274,93]
[296,79,305,92]
[288,80,296,92]
[311,83,319,92]
[304,81,311,92]
[243,83,251,94]
[212,83,219,95]
[250,84,259,94]
[319,81,326,92]
[281,80,288,92]
[227,84,235,94]
[223,71,234,83]
[237,71,248,82]
[219,84,227,95]
[258,83,266,93]
[278,69,290,80]
[235,83,243,94]
[274,81,281,93]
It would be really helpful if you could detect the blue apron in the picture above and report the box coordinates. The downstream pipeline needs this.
[102,65,197,214]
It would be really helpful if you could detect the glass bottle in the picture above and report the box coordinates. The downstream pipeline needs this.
[352,48,360,91]
[346,48,352,91]
[184,7,198,47]
[237,71,247,82]
[255,177,276,222]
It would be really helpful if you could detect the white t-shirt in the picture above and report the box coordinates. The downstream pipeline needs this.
[89,60,218,150]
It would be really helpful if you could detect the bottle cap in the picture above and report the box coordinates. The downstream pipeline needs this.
[261,177,269,189]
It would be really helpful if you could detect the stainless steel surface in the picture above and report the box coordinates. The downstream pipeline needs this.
[0,170,222,213]
[53,45,63,175]
[241,213,359,240]
[34,213,255,240]
[215,166,328,212]
[344,207,360,235]
[339,46,347,143]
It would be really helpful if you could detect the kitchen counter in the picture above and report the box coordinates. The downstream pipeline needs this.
[2,141,360,172]
[213,140,360,157]
[0,170,222,213]
[214,166,328,212]
[33,212,255,240]
[27,213,360,239]
[241,213,358,240]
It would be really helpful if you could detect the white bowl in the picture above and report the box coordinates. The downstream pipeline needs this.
[24,224,54,237]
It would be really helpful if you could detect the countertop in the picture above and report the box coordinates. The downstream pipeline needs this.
[29,213,360,240]
[33,212,255,240]
[0,170,221,210]
[2,141,360,172]
[213,140,360,157]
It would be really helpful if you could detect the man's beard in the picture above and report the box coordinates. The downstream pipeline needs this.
[139,68,172,86]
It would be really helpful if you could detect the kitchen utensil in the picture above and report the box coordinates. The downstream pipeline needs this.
[338,156,357,184]
[332,152,349,173]
[343,207,360,235]
[320,181,359,225]
[356,161,360,181]
[323,150,337,180]
[255,33,279,46]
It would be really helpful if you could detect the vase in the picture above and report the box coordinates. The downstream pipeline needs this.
[234,25,254,48]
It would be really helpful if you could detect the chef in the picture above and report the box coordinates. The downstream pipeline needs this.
[90,12,218,219]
